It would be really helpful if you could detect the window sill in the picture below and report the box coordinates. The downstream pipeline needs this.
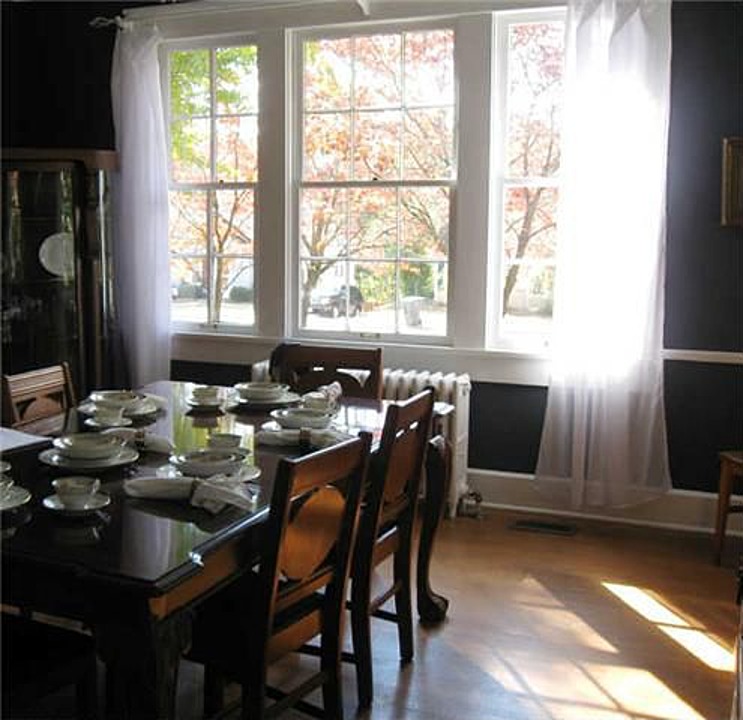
[170,330,552,386]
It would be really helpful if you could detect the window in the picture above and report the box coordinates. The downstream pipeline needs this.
[295,27,455,340]
[166,42,258,329]
[492,12,565,347]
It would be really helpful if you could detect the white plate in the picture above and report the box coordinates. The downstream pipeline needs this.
[43,492,111,516]
[39,447,140,470]
[187,398,223,410]
[38,231,74,280]
[89,390,145,407]
[0,486,31,512]
[85,416,134,429]
[234,382,290,402]
[270,408,334,430]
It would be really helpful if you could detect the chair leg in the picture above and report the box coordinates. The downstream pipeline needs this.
[203,666,226,717]
[393,545,414,664]
[715,458,734,564]
[350,580,374,709]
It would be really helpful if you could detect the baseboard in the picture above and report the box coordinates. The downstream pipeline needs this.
[467,468,742,536]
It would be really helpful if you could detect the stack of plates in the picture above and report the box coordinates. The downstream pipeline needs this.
[233,382,300,407]
[270,408,334,430]
[80,390,160,419]
[40,433,140,470]
[169,448,249,477]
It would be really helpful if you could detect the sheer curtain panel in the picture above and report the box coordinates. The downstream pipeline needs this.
[111,22,170,388]
[535,0,673,508]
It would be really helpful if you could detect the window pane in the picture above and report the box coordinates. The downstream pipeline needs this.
[304,38,352,111]
[300,260,355,328]
[353,110,401,180]
[502,263,555,325]
[404,108,454,180]
[171,117,210,183]
[214,257,254,326]
[502,186,558,261]
[216,116,258,182]
[216,46,258,114]
[404,30,454,107]
[303,112,352,181]
[401,187,449,259]
[300,188,348,258]
[169,190,208,255]
[170,50,209,118]
[506,21,564,178]
[170,256,208,324]
[354,261,396,333]
[214,189,255,255]
[398,261,447,336]
[354,34,401,109]
[349,187,397,260]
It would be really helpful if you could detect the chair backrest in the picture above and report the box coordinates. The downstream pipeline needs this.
[360,388,434,554]
[270,343,383,400]
[257,433,371,662]
[1,363,77,429]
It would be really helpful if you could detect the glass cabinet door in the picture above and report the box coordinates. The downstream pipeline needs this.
[1,161,85,392]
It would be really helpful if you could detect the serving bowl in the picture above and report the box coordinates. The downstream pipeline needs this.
[170,448,249,477]
[53,434,126,460]
[89,390,145,409]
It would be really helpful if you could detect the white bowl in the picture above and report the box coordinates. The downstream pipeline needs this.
[170,448,248,477]
[89,390,145,409]
[192,385,220,401]
[53,434,125,460]
[270,408,333,430]
[208,433,242,449]
[235,382,289,401]
[52,476,101,510]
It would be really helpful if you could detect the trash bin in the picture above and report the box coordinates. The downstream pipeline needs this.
[402,296,424,327]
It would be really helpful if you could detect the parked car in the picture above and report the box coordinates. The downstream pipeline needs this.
[309,285,364,318]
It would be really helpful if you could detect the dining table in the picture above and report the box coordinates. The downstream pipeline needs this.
[0,380,451,719]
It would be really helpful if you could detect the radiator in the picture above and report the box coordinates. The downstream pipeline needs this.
[251,360,471,518]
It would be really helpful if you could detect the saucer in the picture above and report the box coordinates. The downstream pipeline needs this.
[0,486,31,512]
[43,491,111,516]
[85,416,134,429]
[187,397,223,411]
[230,392,301,409]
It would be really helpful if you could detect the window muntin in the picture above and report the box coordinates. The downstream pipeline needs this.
[297,28,455,339]
[494,16,564,344]
[167,43,258,329]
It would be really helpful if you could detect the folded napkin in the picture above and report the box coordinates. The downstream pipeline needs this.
[124,474,259,515]
[256,427,353,448]
[142,392,169,411]
[101,428,174,454]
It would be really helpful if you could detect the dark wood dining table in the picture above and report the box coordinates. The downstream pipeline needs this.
[1,380,450,719]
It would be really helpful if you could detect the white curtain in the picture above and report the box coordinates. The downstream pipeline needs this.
[111,22,170,388]
[535,0,672,508]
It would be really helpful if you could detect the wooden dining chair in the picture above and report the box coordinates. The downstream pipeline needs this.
[2,613,99,719]
[346,387,434,708]
[185,434,371,720]
[270,342,383,400]
[1,362,77,430]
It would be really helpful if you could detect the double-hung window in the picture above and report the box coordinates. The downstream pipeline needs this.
[295,25,456,340]
[491,11,565,349]
[166,40,258,330]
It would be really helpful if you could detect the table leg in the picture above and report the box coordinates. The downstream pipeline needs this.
[96,610,191,719]
[417,435,450,624]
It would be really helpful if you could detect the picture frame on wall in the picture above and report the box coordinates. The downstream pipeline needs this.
[721,137,743,227]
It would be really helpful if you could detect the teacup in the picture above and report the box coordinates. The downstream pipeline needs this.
[92,404,125,425]
[303,391,334,411]
[208,433,242,449]
[52,476,101,510]
[192,385,220,403]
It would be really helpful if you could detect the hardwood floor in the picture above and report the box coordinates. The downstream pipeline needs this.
[18,509,740,719]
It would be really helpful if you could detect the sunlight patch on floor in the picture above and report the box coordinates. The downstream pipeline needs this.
[603,582,734,672]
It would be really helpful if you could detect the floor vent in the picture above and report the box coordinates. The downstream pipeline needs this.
[509,519,577,536]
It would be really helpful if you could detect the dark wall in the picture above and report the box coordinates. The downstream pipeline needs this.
[4,1,742,493]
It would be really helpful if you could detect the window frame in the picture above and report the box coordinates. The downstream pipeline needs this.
[288,19,459,346]
[162,34,260,334]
